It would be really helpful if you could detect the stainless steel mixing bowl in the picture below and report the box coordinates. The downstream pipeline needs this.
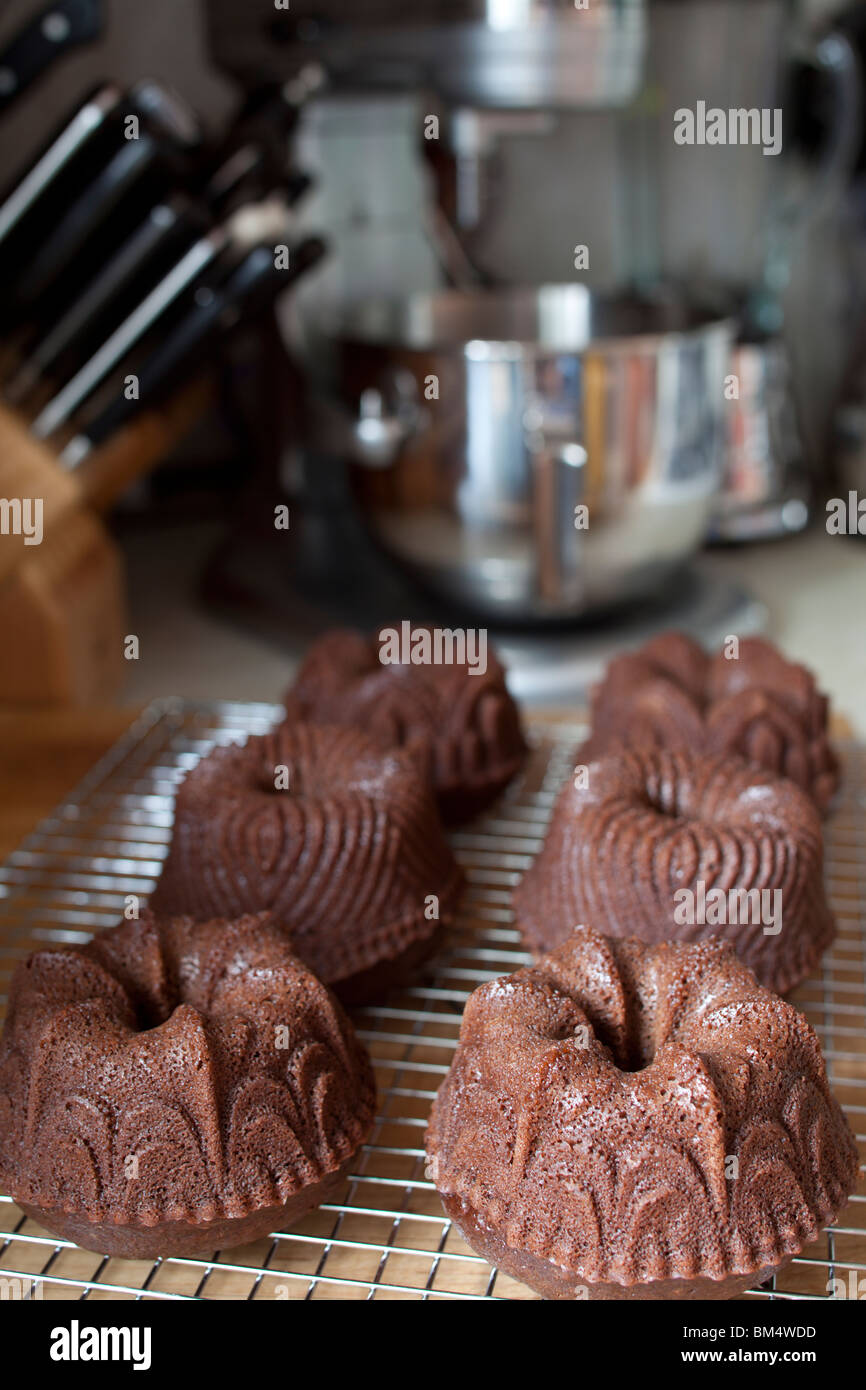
[321,285,733,622]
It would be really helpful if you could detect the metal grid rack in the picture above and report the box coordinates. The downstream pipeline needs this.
[0,699,863,1301]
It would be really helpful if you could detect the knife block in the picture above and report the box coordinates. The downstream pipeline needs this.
[0,380,212,706]
[0,405,126,705]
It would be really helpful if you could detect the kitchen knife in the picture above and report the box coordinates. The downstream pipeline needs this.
[205,142,269,214]
[13,131,167,308]
[201,70,324,201]
[30,197,296,439]
[0,81,121,250]
[8,140,314,401]
[7,137,290,399]
[0,0,104,117]
[206,144,313,217]
[30,224,228,439]
[129,78,202,154]
[10,110,201,329]
[6,193,210,402]
[222,68,326,152]
[60,235,327,466]
[0,78,200,308]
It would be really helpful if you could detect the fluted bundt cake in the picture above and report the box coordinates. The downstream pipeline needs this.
[0,912,376,1259]
[513,747,834,995]
[426,928,858,1300]
[283,626,528,824]
[580,631,839,813]
[151,723,463,1003]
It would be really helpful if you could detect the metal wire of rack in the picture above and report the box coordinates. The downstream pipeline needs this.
[0,699,863,1301]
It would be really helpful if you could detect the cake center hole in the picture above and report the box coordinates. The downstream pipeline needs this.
[589,993,658,1074]
[644,786,685,819]
[132,998,175,1032]
[615,1036,657,1074]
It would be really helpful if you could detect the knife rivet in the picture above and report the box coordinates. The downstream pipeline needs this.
[42,12,72,42]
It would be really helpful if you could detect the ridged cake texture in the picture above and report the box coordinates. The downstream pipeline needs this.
[0,913,376,1238]
[582,632,839,812]
[426,929,858,1297]
[283,627,527,823]
[151,722,464,999]
[514,747,835,994]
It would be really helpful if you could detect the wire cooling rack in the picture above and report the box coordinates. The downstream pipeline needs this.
[0,699,863,1302]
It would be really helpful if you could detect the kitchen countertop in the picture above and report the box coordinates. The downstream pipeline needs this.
[0,525,861,861]
[119,520,866,732]
[706,529,866,737]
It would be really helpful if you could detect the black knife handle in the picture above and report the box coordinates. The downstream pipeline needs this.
[11,123,198,327]
[0,82,119,253]
[77,236,326,454]
[13,133,160,306]
[0,79,195,310]
[10,193,209,399]
[204,144,314,218]
[0,0,104,116]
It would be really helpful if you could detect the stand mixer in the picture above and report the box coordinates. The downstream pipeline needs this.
[200,0,863,680]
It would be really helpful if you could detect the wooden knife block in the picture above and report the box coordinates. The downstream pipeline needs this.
[0,406,126,705]
[0,381,211,706]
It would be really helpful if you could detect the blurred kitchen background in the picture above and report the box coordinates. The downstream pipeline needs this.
[0,0,864,724]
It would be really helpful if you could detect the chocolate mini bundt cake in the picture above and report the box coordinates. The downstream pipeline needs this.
[151,723,463,1002]
[581,631,839,813]
[0,912,376,1259]
[513,747,834,995]
[426,928,858,1300]
[283,626,528,824]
